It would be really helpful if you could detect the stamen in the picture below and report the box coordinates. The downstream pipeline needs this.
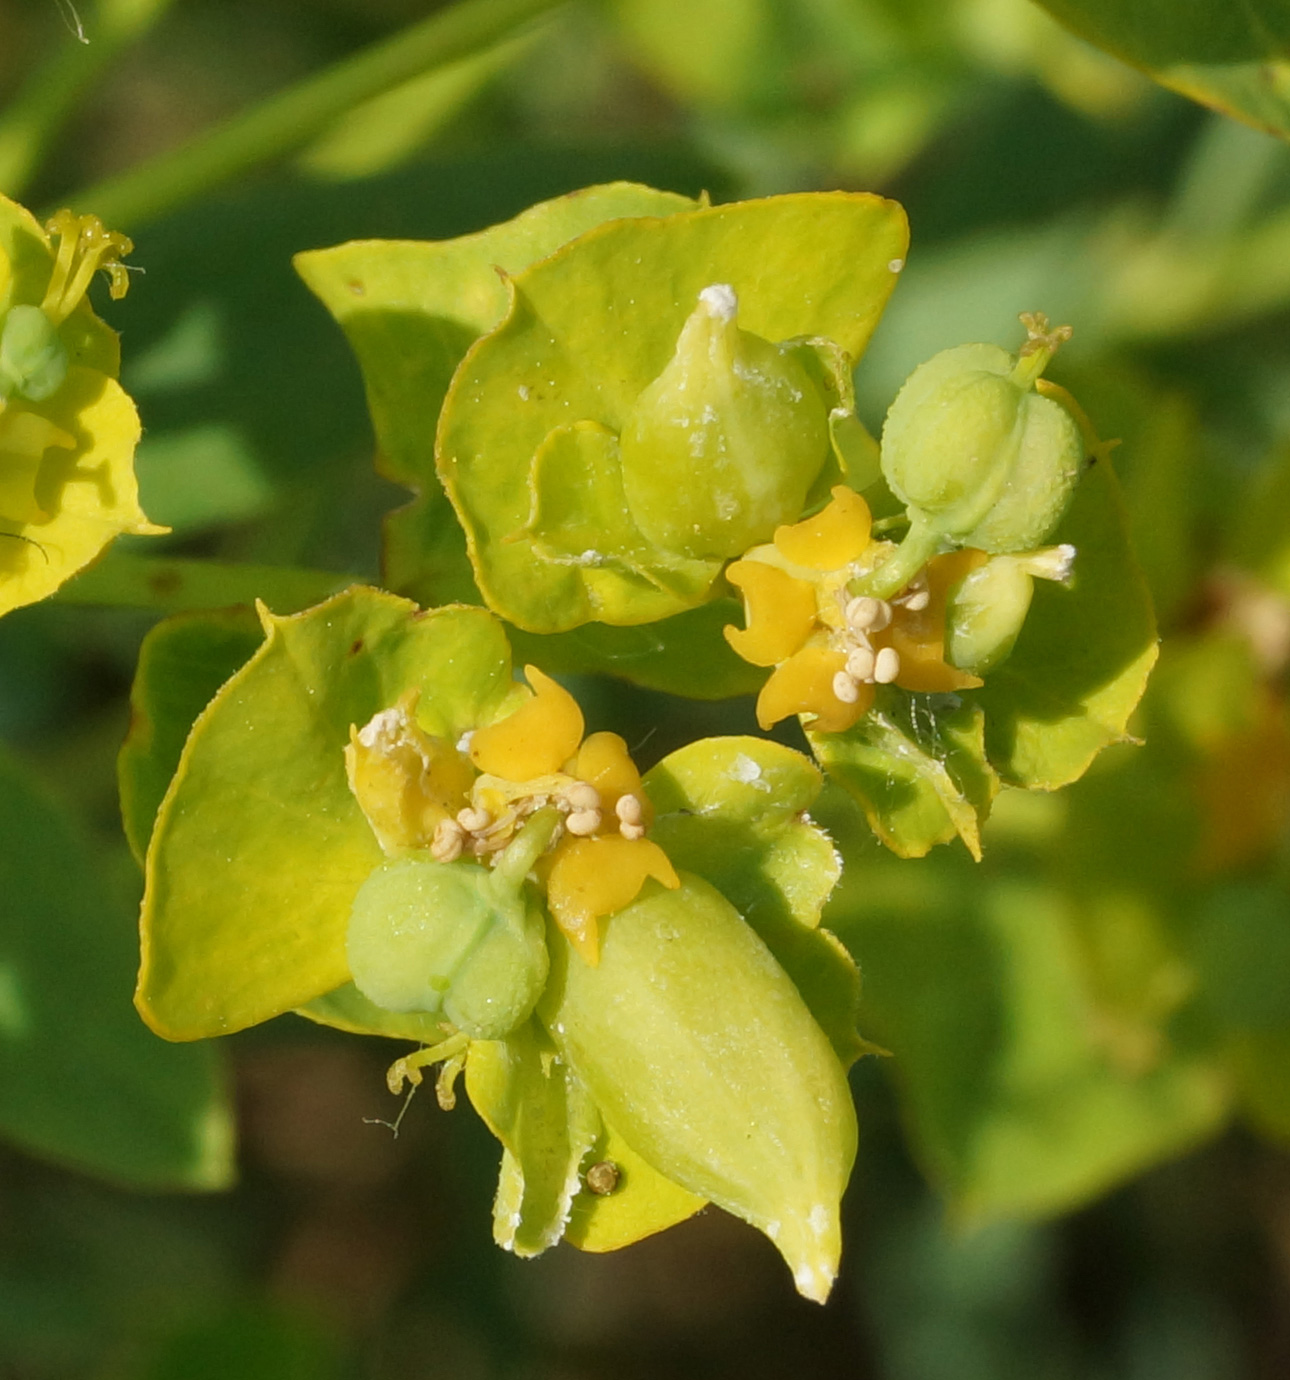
[566,808,602,836]
[565,781,601,812]
[845,596,891,633]
[619,821,646,841]
[845,647,875,682]
[615,794,644,827]
[431,818,465,863]
[40,211,134,324]
[896,587,930,612]
[873,647,901,684]
[457,805,491,833]
[832,671,861,704]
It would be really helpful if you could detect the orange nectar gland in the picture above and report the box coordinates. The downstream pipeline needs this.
[346,669,677,966]
[724,486,984,734]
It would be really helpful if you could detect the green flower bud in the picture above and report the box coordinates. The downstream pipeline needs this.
[0,304,67,403]
[944,544,1076,674]
[619,285,831,559]
[865,315,1084,599]
[540,870,856,1302]
[346,813,553,1040]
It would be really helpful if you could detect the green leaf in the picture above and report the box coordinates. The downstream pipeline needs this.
[118,607,264,864]
[1033,0,1290,138]
[508,597,765,700]
[810,691,999,862]
[439,191,908,632]
[825,832,1227,1221]
[0,746,233,1188]
[295,182,697,486]
[294,182,698,607]
[975,458,1158,790]
[1035,0,1290,68]
[137,587,526,1040]
[465,1019,603,1257]
[644,736,864,1064]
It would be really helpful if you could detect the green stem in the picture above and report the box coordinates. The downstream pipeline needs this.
[56,0,568,229]
[848,516,942,601]
[490,808,560,892]
[53,549,362,613]
[0,0,177,200]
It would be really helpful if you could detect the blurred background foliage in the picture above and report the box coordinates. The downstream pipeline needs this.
[1,0,1289,1375]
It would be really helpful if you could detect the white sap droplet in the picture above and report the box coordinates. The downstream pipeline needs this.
[698,282,738,321]
[888,258,905,273]
[517,384,530,401]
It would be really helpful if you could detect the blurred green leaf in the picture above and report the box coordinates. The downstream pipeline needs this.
[1035,0,1290,67]
[0,745,234,1189]
[142,1303,342,1380]
[1033,0,1290,138]
[823,812,1228,1221]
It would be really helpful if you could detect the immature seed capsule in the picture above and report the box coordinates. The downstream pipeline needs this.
[944,544,1076,674]
[618,285,831,559]
[869,317,1085,597]
[0,305,67,403]
[540,872,856,1302]
[346,815,554,1040]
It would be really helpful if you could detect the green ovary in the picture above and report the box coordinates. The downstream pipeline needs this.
[618,285,831,560]
[540,870,855,1302]
[346,852,549,1041]
[881,328,1084,556]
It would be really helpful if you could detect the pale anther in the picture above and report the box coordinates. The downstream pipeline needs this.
[566,808,602,836]
[845,596,891,633]
[873,647,901,684]
[832,671,861,704]
[845,647,876,682]
[565,782,601,812]
[899,589,930,612]
[431,819,465,863]
[615,793,644,827]
[457,805,491,833]
[619,821,646,841]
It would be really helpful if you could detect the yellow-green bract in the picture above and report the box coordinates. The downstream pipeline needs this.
[129,587,865,1299]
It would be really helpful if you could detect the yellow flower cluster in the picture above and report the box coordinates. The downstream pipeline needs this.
[345,666,678,965]
[1,201,161,615]
[725,486,984,734]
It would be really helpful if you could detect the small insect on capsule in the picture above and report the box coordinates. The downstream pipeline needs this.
[584,1160,620,1196]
